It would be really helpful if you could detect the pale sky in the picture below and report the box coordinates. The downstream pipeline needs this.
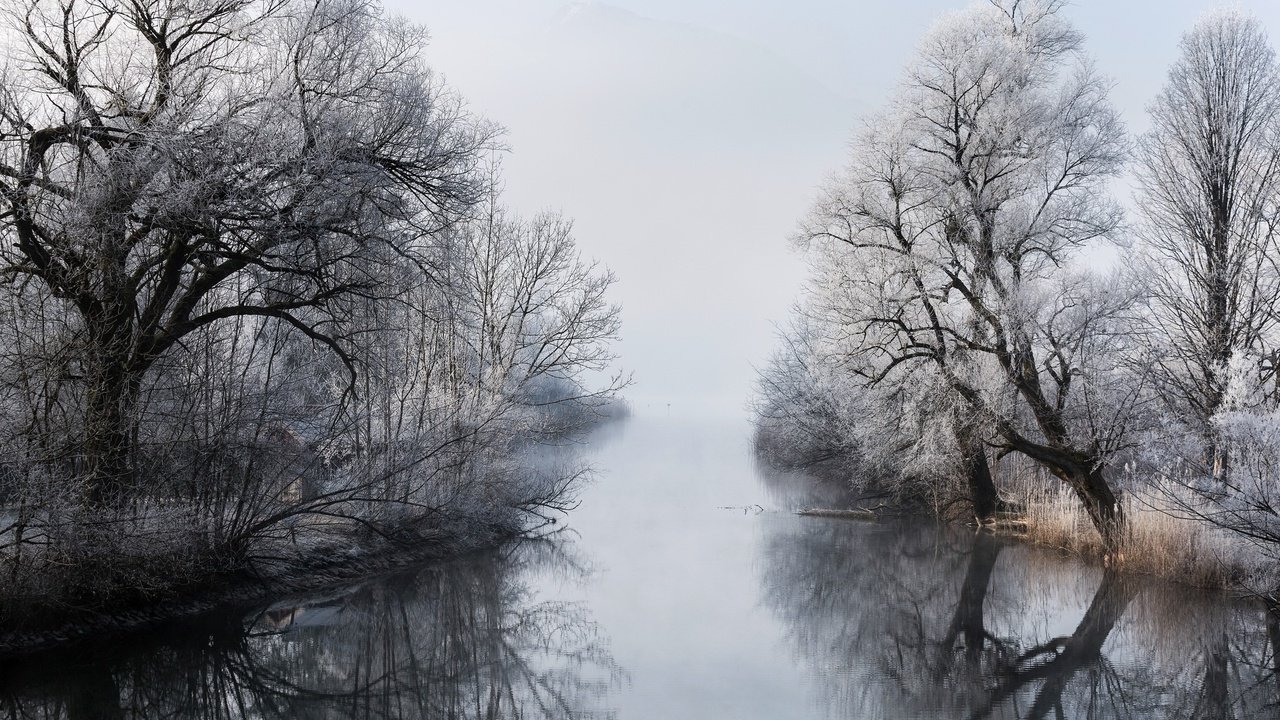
[384,0,1280,417]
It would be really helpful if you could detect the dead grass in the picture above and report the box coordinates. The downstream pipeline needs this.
[1012,482,1265,590]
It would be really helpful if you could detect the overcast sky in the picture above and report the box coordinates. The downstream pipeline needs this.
[384,0,1280,417]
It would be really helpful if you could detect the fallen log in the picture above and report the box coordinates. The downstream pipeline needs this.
[796,507,877,520]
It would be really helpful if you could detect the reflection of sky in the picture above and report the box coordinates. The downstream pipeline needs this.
[532,414,816,717]
[525,414,1271,718]
[389,0,1280,413]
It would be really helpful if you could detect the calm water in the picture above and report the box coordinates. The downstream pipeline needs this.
[3,413,1279,718]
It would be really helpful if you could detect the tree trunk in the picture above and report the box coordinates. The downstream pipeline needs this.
[1194,634,1231,720]
[945,532,1002,665]
[1265,600,1280,692]
[961,434,1000,520]
[954,406,1000,520]
[77,205,141,507]
[82,313,139,507]
[1058,463,1125,552]
[1209,438,1229,483]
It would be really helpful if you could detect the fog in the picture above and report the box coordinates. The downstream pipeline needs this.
[389,0,1280,417]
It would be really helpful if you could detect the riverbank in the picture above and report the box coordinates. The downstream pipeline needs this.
[796,484,1272,596]
[0,534,618,720]
[0,405,630,658]
[0,512,521,658]
[763,435,1274,595]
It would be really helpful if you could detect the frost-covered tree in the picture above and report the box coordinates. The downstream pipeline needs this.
[787,1,1133,547]
[754,312,867,470]
[0,0,493,504]
[336,179,625,524]
[756,277,1003,517]
[0,0,624,612]
[1135,9,1280,476]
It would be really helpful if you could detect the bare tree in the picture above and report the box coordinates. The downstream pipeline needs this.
[0,0,493,504]
[755,290,1005,517]
[792,1,1133,548]
[335,177,626,527]
[1135,9,1280,476]
[444,182,625,427]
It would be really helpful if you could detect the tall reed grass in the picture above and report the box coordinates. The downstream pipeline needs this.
[1012,481,1266,590]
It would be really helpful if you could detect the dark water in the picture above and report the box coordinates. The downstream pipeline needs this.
[3,414,1279,718]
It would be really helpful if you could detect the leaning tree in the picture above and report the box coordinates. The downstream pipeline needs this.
[796,0,1134,548]
[0,0,493,504]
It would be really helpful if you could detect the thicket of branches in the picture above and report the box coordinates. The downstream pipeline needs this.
[0,0,623,617]
[755,1,1280,567]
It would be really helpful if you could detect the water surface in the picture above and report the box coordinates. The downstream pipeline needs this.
[3,413,1278,718]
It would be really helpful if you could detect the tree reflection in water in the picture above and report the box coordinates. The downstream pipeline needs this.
[0,537,623,720]
[760,515,1280,719]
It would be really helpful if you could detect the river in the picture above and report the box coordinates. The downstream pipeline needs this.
[1,412,1277,718]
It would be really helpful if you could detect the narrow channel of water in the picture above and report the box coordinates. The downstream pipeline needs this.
[1,412,1276,718]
